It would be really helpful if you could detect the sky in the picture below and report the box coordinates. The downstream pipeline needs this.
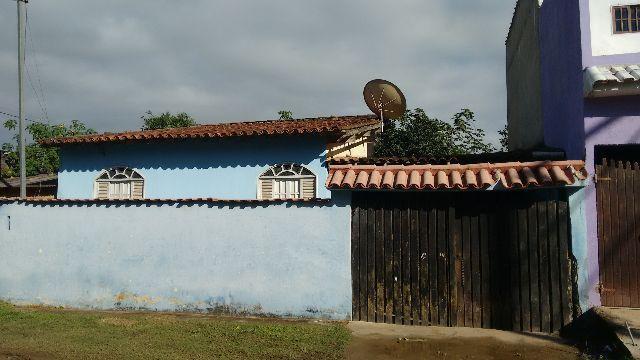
[0,0,515,145]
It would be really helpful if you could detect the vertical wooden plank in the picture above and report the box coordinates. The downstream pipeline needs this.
[471,207,482,328]
[610,162,622,306]
[428,203,439,325]
[528,199,541,332]
[359,198,369,321]
[367,201,376,322]
[548,200,562,332]
[633,162,640,308]
[418,204,429,326]
[600,159,613,306]
[410,201,420,325]
[538,201,551,333]
[596,163,606,307]
[617,162,631,307]
[401,202,412,325]
[419,206,429,326]
[518,203,531,332]
[479,210,491,329]
[351,200,360,321]
[462,210,473,327]
[452,200,464,327]
[509,205,522,331]
[384,200,394,324]
[558,197,572,327]
[437,199,449,326]
[393,204,403,324]
[375,198,385,323]
[624,162,636,307]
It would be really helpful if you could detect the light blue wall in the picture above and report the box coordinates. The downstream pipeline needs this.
[568,188,590,313]
[0,196,352,319]
[57,136,331,199]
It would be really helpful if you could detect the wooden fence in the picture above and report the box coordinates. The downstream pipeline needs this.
[351,190,574,333]
[596,159,640,307]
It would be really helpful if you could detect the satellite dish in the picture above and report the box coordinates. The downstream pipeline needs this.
[363,79,407,130]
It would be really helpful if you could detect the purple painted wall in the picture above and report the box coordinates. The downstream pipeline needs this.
[539,0,585,160]
[583,97,640,306]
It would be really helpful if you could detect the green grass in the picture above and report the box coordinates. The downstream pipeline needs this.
[0,302,350,359]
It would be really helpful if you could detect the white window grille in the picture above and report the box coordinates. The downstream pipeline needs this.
[258,163,316,200]
[94,167,145,200]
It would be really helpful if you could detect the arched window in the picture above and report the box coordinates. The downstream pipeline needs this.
[258,163,316,200]
[94,167,145,200]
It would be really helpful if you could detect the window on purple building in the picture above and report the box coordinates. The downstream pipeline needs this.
[613,5,640,33]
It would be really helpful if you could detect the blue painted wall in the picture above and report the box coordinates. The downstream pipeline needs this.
[58,135,331,199]
[0,196,352,319]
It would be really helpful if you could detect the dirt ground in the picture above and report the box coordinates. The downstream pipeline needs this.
[346,322,584,360]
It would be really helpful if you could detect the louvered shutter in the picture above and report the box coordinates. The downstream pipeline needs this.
[96,182,109,199]
[259,179,273,200]
[131,180,144,199]
[301,177,316,199]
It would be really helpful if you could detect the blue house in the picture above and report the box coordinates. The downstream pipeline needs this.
[0,113,594,332]
[0,115,378,319]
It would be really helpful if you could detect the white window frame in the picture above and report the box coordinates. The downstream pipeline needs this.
[94,167,145,200]
[257,163,317,200]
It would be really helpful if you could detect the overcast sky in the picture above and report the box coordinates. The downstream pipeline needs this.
[0,0,514,145]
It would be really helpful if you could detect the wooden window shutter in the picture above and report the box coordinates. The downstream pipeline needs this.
[260,179,273,200]
[301,177,316,199]
[96,182,109,200]
[131,180,144,199]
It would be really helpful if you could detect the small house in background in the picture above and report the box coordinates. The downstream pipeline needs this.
[507,0,640,309]
[0,154,57,198]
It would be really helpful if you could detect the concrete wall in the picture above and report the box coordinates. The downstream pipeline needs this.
[506,0,545,151]
[58,135,331,200]
[0,196,352,319]
[583,96,640,306]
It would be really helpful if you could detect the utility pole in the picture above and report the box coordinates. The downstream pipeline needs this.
[17,0,27,198]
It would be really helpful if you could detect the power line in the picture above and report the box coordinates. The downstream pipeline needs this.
[25,7,49,122]
[0,110,37,123]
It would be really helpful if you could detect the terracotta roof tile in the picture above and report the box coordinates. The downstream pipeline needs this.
[40,115,379,146]
[327,160,588,191]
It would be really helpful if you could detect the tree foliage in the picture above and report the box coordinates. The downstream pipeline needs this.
[2,119,95,178]
[141,111,197,130]
[278,110,293,120]
[373,108,496,158]
[498,124,509,152]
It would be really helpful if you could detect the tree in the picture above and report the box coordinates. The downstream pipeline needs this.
[2,119,95,178]
[278,110,293,120]
[498,124,509,152]
[373,108,496,158]
[141,111,196,130]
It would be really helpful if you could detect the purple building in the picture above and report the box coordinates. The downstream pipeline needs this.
[507,0,640,310]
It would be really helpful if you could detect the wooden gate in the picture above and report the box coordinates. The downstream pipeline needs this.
[596,147,640,307]
[351,190,574,333]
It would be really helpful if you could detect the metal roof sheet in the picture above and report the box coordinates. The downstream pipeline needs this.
[584,65,640,98]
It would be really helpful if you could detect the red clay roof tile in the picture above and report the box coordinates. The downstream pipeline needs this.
[40,115,379,146]
[327,160,588,191]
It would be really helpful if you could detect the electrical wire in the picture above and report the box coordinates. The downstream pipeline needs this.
[25,7,49,123]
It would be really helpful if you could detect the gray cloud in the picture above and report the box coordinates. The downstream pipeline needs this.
[0,0,514,145]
